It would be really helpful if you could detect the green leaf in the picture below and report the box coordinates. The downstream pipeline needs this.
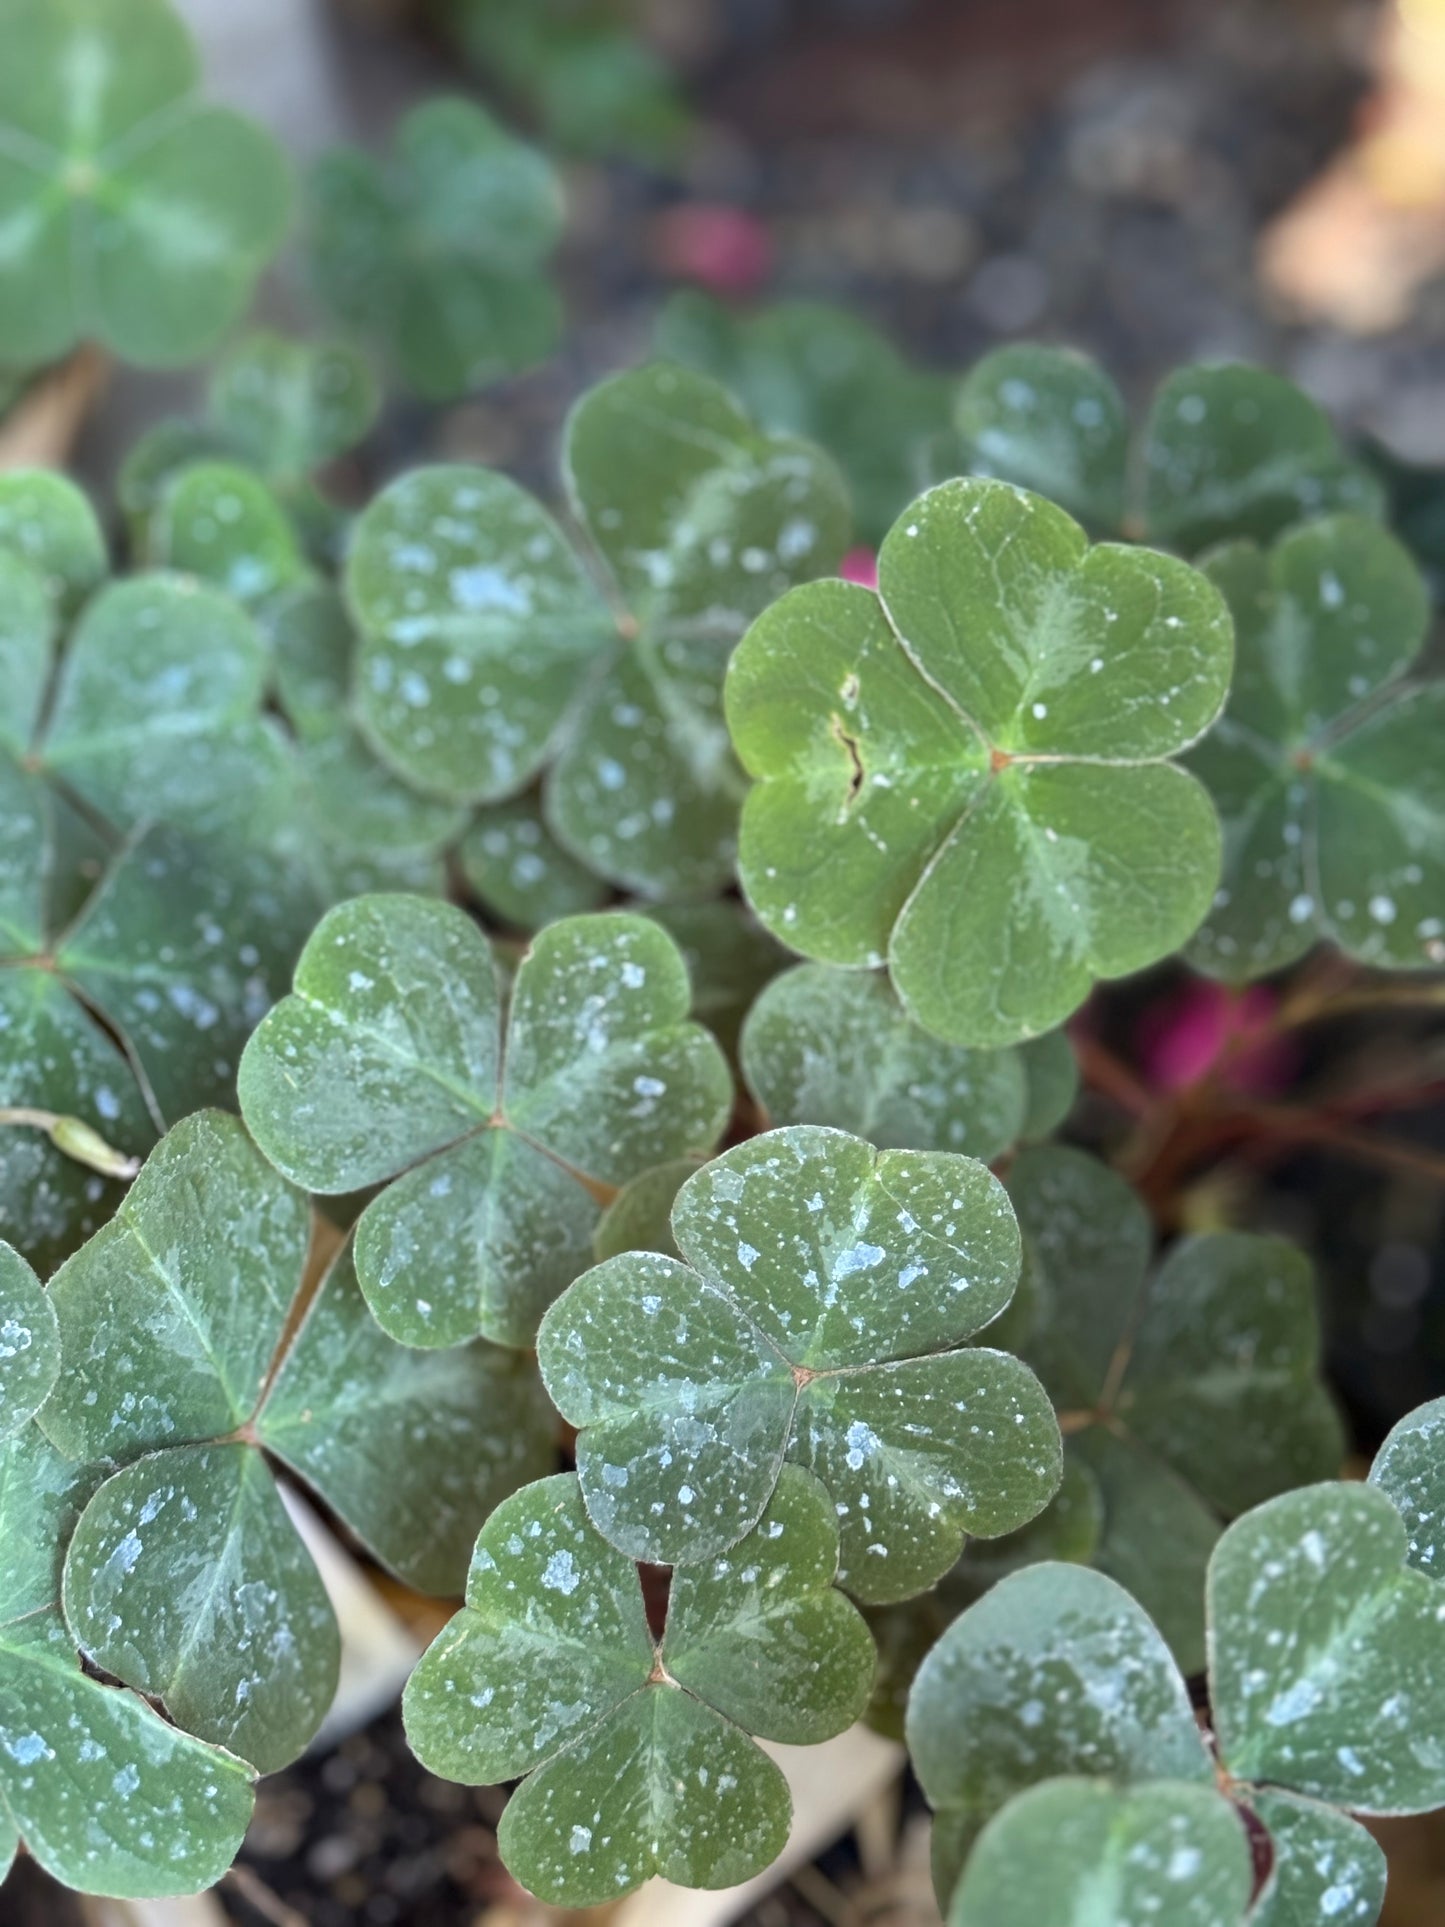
[0,1424,254,1897]
[269,580,355,742]
[905,1562,1212,1898]
[0,551,56,757]
[0,470,107,612]
[208,331,380,476]
[741,962,1028,1161]
[39,573,291,836]
[60,1442,339,1774]
[405,1467,868,1904]
[239,897,732,1346]
[117,419,239,539]
[459,795,609,930]
[1016,1028,1079,1140]
[348,466,614,805]
[591,1158,696,1262]
[1209,1482,1445,1811]
[1187,515,1439,979]
[0,0,291,368]
[255,1243,556,1595]
[0,969,156,1275]
[307,97,563,401]
[947,1777,1253,1927]
[1142,363,1384,554]
[538,1124,1059,1599]
[148,462,309,610]
[642,900,788,1061]
[1370,1396,1445,1581]
[656,291,957,545]
[1248,1789,1386,1927]
[0,1239,61,1439]
[730,479,1230,1045]
[955,344,1128,533]
[40,1110,310,1463]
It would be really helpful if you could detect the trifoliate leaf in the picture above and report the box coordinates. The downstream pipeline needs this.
[459,795,609,930]
[947,1777,1253,1927]
[307,97,564,401]
[0,1423,254,1898]
[0,470,108,612]
[0,1240,60,1440]
[1209,1482,1445,1812]
[269,580,354,742]
[41,1112,550,1769]
[404,1467,870,1905]
[1186,515,1441,978]
[61,1443,339,1775]
[1248,1789,1386,1927]
[1142,364,1384,555]
[1370,1396,1445,1581]
[0,0,291,367]
[905,1562,1213,1898]
[1007,1147,1340,1665]
[239,897,732,1346]
[538,1124,1059,1598]
[729,478,1231,1046]
[208,331,381,477]
[741,962,1028,1161]
[955,344,1128,534]
[656,291,957,545]
[346,365,847,894]
[148,462,309,611]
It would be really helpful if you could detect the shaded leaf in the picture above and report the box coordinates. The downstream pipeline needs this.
[459,794,609,931]
[0,470,107,612]
[149,463,308,610]
[1249,1788,1386,1927]
[955,344,1128,533]
[209,331,380,476]
[0,1240,61,1439]
[1369,1395,1445,1581]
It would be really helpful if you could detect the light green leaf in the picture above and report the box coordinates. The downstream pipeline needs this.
[40,1110,309,1464]
[60,1442,339,1773]
[539,1125,1058,1598]
[906,1561,1212,1898]
[1249,1789,1386,1927]
[655,291,954,545]
[564,362,852,633]
[1142,363,1384,554]
[460,794,609,930]
[0,1424,254,1898]
[1187,515,1439,979]
[1210,1482,1445,1811]
[0,470,107,612]
[405,1468,866,1904]
[0,1239,60,1439]
[40,573,291,836]
[0,0,290,368]
[148,462,308,610]
[948,1777,1253,1927]
[307,97,563,401]
[256,1243,556,1594]
[208,331,380,476]
[348,465,613,804]
[1370,1396,1445,1581]
[730,479,1230,1045]
[239,897,731,1346]
[955,344,1128,532]
[741,962,1028,1161]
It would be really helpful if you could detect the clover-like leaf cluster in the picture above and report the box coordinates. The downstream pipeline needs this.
[907,1410,1445,1927]
[0,0,290,371]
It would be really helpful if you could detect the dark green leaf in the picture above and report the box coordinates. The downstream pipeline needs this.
[955,344,1128,532]
[0,1240,61,1439]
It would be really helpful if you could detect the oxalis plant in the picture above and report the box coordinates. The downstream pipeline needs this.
[2,292,1444,1921]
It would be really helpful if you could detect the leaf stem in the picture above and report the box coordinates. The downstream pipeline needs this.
[0,1106,141,1180]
